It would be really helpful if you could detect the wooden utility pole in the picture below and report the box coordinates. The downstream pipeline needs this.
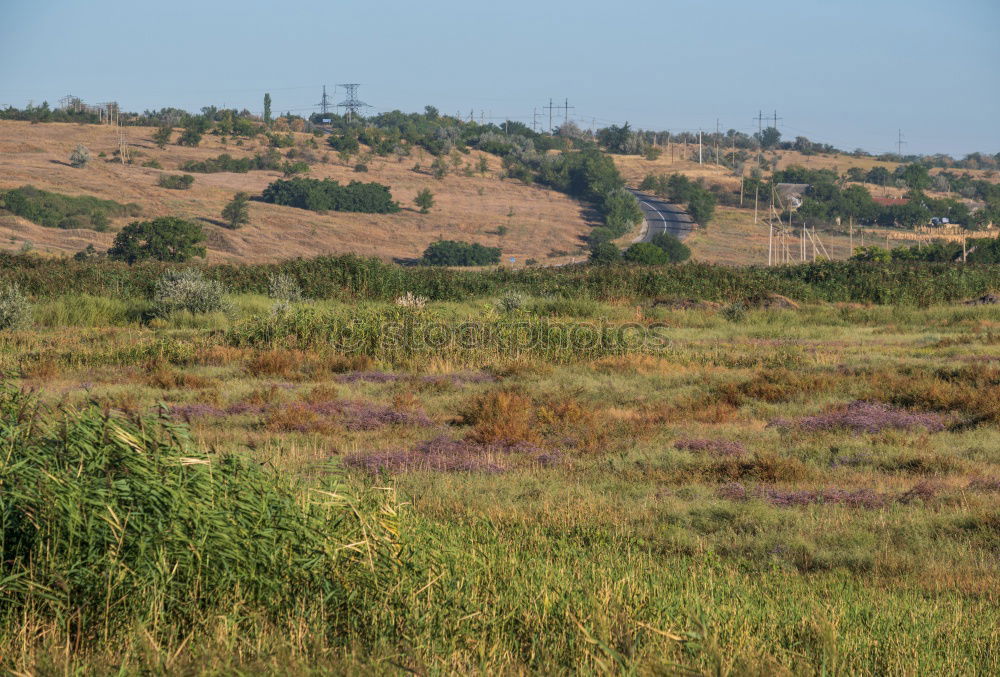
[698,130,703,164]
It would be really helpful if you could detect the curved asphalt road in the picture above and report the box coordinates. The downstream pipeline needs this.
[627,189,694,242]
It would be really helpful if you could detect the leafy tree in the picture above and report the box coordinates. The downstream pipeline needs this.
[758,126,781,149]
[263,93,272,126]
[69,145,90,168]
[623,242,670,264]
[588,241,621,264]
[261,178,400,213]
[152,126,172,149]
[414,188,434,214]
[900,163,931,191]
[866,166,890,185]
[107,217,206,264]
[587,227,616,246]
[221,192,250,229]
[687,190,716,226]
[649,232,691,262]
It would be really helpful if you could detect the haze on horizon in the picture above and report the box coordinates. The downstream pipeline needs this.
[1,0,997,157]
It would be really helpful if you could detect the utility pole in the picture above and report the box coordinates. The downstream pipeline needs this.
[698,130,703,164]
[532,108,540,132]
[715,119,720,165]
[563,98,574,126]
[772,110,781,130]
[544,98,555,133]
[317,85,331,116]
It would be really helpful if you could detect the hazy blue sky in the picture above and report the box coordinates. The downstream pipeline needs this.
[2,0,997,155]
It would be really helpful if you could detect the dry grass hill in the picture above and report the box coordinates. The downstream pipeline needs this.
[0,121,596,264]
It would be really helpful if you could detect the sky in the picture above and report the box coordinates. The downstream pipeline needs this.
[1,0,998,156]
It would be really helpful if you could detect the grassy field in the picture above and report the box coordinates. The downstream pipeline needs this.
[1,277,998,673]
[0,121,594,265]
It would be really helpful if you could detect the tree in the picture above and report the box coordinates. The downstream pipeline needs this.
[107,217,206,264]
[687,190,716,226]
[69,144,90,168]
[178,117,209,147]
[866,166,890,186]
[758,126,781,149]
[263,93,272,126]
[623,242,670,264]
[221,192,250,229]
[900,163,931,191]
[152,126,172,149]
[649,232,691,262]
[414,188,434,214]
[588,242,621,264]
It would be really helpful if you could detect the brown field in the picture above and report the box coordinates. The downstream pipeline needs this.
[0,121,595,264]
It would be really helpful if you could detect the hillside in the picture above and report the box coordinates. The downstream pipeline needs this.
[0,121,596,264]
[615,147,998,265]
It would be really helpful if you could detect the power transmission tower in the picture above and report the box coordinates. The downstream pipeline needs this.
[317,85,332,116]
[771,110,782,130]
[336,84,370,123]
[532,107,540,132]
[897,129,906,156]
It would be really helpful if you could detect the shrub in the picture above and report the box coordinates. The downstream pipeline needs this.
[589,241,621,264]
[260,177,400,213]
[414,188,434,213]
[153,268,227,316]
[69,144,90,168]
[0,283,31,330]
[0,185,139,231]
[623,242,670,265]
[267,272,303,302]
[108,217,206,264]
[650,232,691,262]
[282,160,310,176]
[421,240,501,266]
[157,174,195,190]
[687,188,716,225]
[152,125,172,148]
[221,192,250,229]
[141,159,163,169]
[181,151,283,173]
[495,292,525,313]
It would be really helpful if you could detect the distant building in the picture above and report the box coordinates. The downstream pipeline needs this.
[775,183,810,209]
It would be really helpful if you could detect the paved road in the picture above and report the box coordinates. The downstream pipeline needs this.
[627,189,694,242]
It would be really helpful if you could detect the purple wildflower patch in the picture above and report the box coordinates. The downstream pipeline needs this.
[966,477,1000,493]
[675,438,747,457]
[770,401,945,434]
[343,433,549,475]
[170,399,432,431]
[716,481,951,509]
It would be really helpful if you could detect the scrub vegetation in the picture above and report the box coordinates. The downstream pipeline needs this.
[0,254,997,674]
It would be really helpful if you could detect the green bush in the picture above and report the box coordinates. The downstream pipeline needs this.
[0,283,31,330]
[108,217,206,264]
[261,177,400,213]
[69,144,90,168]
[152,268,228,316]
[422,240,501,266]
[623,242,670,264]
[157,174,195,190]
[0,185,140,231]
[650,232,691,263]
[589,242,621,264]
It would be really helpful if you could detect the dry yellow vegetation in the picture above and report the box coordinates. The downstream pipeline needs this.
[0,121,595,264]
